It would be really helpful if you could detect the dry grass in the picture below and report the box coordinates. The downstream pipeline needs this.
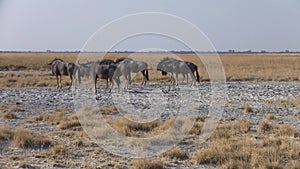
[211,119,251,140]
[26,110,81,130]
[12,128,52,149]
[0,103,24,119]
[259,120,298,137]
[162,146,189,160]
[266,113,275,120]
[194,120,300,168]
[0,125,14,141]
[58,113,81,130]
[266,97,300,110]
[1,52,300,88]
[105,117,175,137]
[3,111,18,119]
[131,159,165,169]
[26,110,66,124]
[50,144,66,156]
[0,126,52,149]
[258,120,274,134]
[188,116,206,135]
[243,103,253,113]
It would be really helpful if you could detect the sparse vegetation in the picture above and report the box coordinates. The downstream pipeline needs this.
[1,52,300,168]
[211,119,251,140]
[105,117,175,137]
[12,128,52,149]
[131,159,165,169]
[194,121,299,168]
[243,103,253,113]
[162,147,189,160]
[50,144,66,156]
[266,113,275,120]
[0,125,14,141]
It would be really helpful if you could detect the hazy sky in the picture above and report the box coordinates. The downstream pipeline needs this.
[0,0,300,51]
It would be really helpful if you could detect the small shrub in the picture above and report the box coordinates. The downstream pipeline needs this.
[3,111,18,119]
[0,125,14,141]
[276,124,296,137]
[163,147,189,160]
[266,114,275,120]
[12,128,51,149]
[258,120,273,134]
[51,144,66,155]
[243,104,252,113]
[131,159,165,169]
[58,119,81,130]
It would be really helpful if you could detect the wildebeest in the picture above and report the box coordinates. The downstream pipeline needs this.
[48,58,79,89]
[115,58,149,86]
[77,59,120,93]
[157,58,200,85]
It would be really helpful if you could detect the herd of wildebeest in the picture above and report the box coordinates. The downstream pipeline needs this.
[48,57,200,93]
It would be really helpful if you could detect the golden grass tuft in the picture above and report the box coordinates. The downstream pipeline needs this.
[26,110,82,130]
[266,113,275,120]
[243,103,253,113]
[12,128,52,149]
[275,124,297,137]
[194,120,299,168]
[26,111,66,124]
[131,159,165,169]
[258,120,273,134]
[58,113,81,130]
[0,104,24,119]
[285,160,300,169]
[51,144,66,156]
[0,125,14,141]
[3,111,18,119]
[105,117,175,137]
[162,146,189,160]
[99,105,118,114]
[211,119,251,140]
[188,116,206,135]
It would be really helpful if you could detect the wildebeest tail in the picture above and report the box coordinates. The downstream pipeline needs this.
[195,68,200,82]
[145,69,149,80]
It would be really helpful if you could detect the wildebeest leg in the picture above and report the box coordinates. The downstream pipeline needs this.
[128,72,131,86]
[170,73,174,85]
[175,73,179,86]
[186,73,189,84]
[56,75,60,89]
[106,79,109,89]
[182,74,185,84]
[190,72,196,86]
[68,75,73,89]
[94,77,97,94]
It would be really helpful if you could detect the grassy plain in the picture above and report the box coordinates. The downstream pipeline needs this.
[0,52,300,168]
[0,52,300,88]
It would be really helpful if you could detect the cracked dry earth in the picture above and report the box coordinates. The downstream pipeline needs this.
[0,81,300,168]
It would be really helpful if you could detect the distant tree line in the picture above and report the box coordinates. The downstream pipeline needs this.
[0,50,299,54]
